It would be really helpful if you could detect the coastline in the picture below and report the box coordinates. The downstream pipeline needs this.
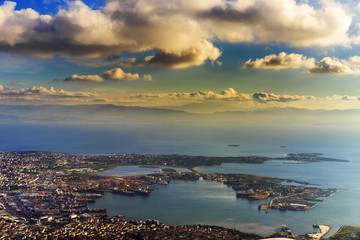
[331,226,343,237]
[1,151,357,239]
[94,163,339,236]
[314,225,332,240]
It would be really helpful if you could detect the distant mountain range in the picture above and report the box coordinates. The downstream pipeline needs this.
[0,104,359,126]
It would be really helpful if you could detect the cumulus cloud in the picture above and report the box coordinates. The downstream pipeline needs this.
[252,92,315,102]
[341,95,359,101]
[0,0,220,68]
[244,53,360,74]
[133,88,313,103]
[63,68,145,83]
[308,57,355,74]
[119,41,222,69]
[220,88,237,97]
[102,68,139,80]
[243,52,315,69]
[64,74,104,82]
[0,0,355,68]
[0,85,104,104]
[349,56,360,65]
[1,86,360,111]
[202,0,351,47]
[132,88,243,102]
[0,86,98,97]
[143,74,153,81]
[122,89,360,112]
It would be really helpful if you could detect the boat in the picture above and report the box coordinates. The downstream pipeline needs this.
[134,189,150,196]
[86,208,106,213]
[228,144,239,147]
[248,193,270,200]
[236,192,252,198]
[313,219,319,228]
[112,189,135,197]
[157,180,169,185]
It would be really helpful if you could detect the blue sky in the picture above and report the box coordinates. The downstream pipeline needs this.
[1,0,360,112]
[14,0,105,14]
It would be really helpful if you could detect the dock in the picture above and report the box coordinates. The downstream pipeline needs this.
[307,225,331,240]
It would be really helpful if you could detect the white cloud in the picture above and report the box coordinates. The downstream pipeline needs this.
[220,88,237,97]
[143,74,153,81]
[119,40,221,69]
[243,52,315,70]
[244,53,360,74]
[252,92,315,102]
[0,86,98,97]
[133,88,312,103]
[64,74,104,82]
[348,56,360,65]
[201,0,352,47]
[124,89,360,112]
[102,68,140,80]
[0,86,104,104]
[1,86,360,112]
[0,0,356,68]
[308,57,356,74]
[63,68,145,83]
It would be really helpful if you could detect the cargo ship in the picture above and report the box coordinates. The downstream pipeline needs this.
[248,193,270,200]
[86,208,106,213]
[112,189,135,197]
[134,189,150,196]
[236,192,252,198]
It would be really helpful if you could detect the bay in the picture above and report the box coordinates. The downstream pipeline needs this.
[90,160,360,236]
[97,165,189,177]
[1,123,360,236]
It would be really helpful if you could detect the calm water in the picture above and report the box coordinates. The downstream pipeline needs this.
[2,123,359,158]
[1,123,360,236]
[196,161,360,236]
[92,160,360,236]
[97,165,189,177]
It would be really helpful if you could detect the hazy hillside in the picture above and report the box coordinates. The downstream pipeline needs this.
[0,104,359,126]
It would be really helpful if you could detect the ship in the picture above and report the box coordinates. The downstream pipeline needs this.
[228,144,239,147]
[248,193,270,200]
[156,180,169,185]
[134,189,150,196]
[313,219,319,228]
[112,189,135,197]
[236,192,252,198]
[86,208,106,213]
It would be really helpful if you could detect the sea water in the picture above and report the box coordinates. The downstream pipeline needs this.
[1,123,360,236]
[97,165,189,177]
[92,161,360,236]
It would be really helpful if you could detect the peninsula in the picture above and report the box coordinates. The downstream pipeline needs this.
[0,151,348,239]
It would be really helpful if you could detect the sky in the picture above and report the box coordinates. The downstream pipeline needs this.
[1,0,360,113]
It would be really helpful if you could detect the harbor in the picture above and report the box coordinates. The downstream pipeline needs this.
[0,151,358,237]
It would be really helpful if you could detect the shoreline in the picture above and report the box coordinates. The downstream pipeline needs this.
[316,225,332,240]
[0,151,354,239]
[93,164,339,237]
[331,226,343,237]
